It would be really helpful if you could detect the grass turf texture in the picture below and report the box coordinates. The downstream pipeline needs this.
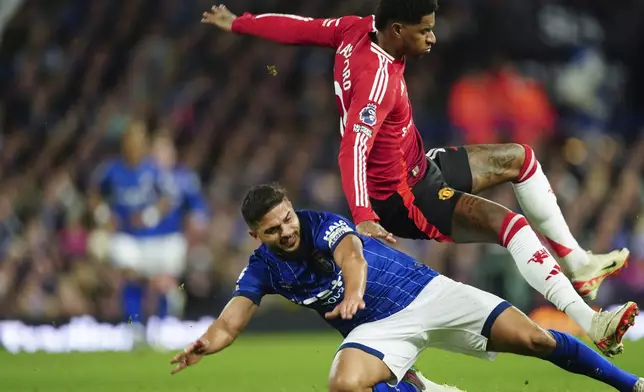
[1,333,643,392]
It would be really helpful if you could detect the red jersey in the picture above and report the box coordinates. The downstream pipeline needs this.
[232,13,428,225]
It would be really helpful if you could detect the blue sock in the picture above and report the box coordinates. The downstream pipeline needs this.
[157,295,168,318]
[373,381,418,392]
[122,281,143,322]
[547,329,638,392]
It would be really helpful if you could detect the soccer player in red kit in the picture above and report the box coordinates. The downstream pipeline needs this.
[202,1,637,357]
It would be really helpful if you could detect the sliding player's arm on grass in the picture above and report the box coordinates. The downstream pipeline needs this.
[337,73,396,243]
[170,260,272,374]
[201,4,360,48]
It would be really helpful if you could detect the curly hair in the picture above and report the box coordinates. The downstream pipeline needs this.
[375,0,439,31]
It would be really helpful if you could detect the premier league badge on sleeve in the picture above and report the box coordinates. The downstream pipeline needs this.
[359,103,377,126]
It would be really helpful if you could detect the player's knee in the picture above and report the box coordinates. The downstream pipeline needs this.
[329,373,366,392]
[513,143,540,183]
[519,326,557,358]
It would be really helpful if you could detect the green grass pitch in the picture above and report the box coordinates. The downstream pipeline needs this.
[1,333,643,392]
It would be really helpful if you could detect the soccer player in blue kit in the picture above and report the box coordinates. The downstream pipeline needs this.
[91,124,208,320]
[170,183,643,392]
[151,132,210,317]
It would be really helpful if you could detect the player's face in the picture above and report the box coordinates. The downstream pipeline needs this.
[122,124,148,162]
[399,13,436,58]
[251,200,301,253]
[152,136,176,169]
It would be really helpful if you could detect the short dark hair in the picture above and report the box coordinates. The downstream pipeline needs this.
[241,183,287,228]
[375,0,439,31]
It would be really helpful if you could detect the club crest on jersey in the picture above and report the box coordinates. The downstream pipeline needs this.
[438,187,455,200]
[311,250,335,273]
[359,103,377,126]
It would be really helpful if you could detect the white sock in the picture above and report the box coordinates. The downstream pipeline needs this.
[512,145,589,272]
[501,213,595,333]
[562,301,594,332]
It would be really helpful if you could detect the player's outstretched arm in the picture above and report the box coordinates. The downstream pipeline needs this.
[169,296,257,374]
[201,4,359,48]
[325,235,367,320]
[337,76,396,243]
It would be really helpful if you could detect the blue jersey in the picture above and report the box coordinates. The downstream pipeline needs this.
[233,210,439,337]
[154,165,209,235]
[93,158,169,237]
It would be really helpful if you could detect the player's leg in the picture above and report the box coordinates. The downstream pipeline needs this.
[450,192,638,355]
[144,233,188,318]
[428,144,628,301]
[109,233,148,345]
[329,348,459,392]
[405,172,635,356]
[109,233,146,321]
[487,305,642,392]
[329,348,409,392]
[417,276,641,391]
[333,305,466,392]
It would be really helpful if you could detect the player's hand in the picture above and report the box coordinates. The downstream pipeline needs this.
[129,212,145,229]
[169,338,210,375]
[356,221,396,244]
[324,293,366,320]
[201,4,237,31]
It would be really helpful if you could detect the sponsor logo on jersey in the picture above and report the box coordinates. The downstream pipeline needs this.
[277,280,293,289]
[322,220,353,249]
[300,272,344,307]
[437,187,455,200]
[359,103,377,126]
[353,124,373,138]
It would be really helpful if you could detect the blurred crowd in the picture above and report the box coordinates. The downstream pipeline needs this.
[0,0,643,323]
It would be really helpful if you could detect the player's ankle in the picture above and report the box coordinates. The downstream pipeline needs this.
[560,250,591,273]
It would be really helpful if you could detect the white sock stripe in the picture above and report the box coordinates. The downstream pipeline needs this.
[502,214,524,245]
[518,152,537,182]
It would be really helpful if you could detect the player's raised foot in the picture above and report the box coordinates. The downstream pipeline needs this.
[402,367,466,392]
[588,301,639,357]
[634,378,644,392]
[571,248,630,301]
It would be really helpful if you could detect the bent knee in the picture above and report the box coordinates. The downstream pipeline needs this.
[514,143,541,183]
[329,374,367,392]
